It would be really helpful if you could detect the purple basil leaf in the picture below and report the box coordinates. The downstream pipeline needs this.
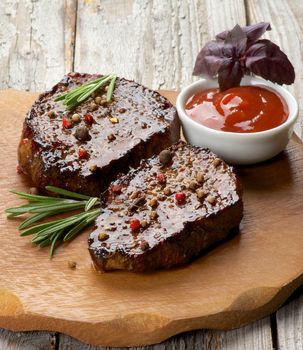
[245,39,295,85]
[244,22,271,43]
[224,24,247,56]
[216,22,271,44]
[193,40,228,77]
[218,59,243,91]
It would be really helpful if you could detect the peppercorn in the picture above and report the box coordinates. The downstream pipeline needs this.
[141,220,149,228]
[107,133,116,142]
[71,114,80,123]
[89,102,98,112]
[130,218,141,231]
[109,117,119,124]
[188,181,198,190]
[141,122,147,129]
[213,158,221,167]
[117,107,126,113]
[163,187,172,196]
[111,184,122,193]
[196,189,206,200]
[95,96,102,104]
[84,114,94,125]
[159,150,173,166]
[148,198,158,208]
[140,240,149,251]
[98,232,109,241]
[89,164,98,172]
[156,173,166,184]
[207,196,216,204]
[196,172,204,183]
[48,110,56,118]
[78,147,89,159]
[62,116,73,129]
[175,192,186,203]
[149,210,158,220]
[74,126,90,141]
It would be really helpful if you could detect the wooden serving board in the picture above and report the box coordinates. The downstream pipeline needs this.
[0,89,303,347]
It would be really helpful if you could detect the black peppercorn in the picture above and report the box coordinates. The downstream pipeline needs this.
[159,150,173,166]
[74,126,91,141]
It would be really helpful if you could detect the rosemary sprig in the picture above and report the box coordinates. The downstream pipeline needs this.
[5,186,101,257]
[54,74,117,110]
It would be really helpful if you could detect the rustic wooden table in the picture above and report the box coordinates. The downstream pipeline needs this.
[0,1,302,349]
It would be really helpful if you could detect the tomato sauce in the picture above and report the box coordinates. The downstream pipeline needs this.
[185,86,289,133]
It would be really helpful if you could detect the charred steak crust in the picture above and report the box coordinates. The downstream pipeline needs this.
[89,141,243,272]
[18,73,180,196]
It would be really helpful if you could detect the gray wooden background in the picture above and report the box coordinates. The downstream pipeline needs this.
[0,0,302,349]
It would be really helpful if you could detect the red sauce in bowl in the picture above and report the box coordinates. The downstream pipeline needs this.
[185,86,289,133]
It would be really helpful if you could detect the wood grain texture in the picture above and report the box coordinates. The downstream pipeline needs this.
[276,294,303,350]
[74,0,246,90]
[0,89,302,347]
[59,318,272,350]
[0,0,77,91]
[0,329,56,350]
[246,0,303,139]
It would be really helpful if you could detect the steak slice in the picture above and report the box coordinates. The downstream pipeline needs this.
[18,73,179,196]
[89,141,243,272]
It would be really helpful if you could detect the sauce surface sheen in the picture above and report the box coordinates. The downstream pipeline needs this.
[185,85,289,133]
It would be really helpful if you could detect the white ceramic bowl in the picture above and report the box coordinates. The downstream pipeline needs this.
[176,75,298,165]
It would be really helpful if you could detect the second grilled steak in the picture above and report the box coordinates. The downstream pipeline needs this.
[89,141,243,272]
[18,73,180,196]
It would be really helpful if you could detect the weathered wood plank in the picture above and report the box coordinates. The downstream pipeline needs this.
[276,293,303,350]
[74,0,246,90]
[219,318,273,350]
[0,329,56,350]
[58,318,272,350]
[246,0,303,138]
[0,0,77,91]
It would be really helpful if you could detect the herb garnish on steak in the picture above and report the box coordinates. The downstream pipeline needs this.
[18,73,180,196]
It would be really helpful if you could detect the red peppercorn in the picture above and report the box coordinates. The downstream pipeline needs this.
[84,114,94,125]
[156,173,166,184]
[78,147,88,159]
[111,184,122,194]
[21,138,29,145]
[62,116,73,129]
[175,192,186,203]
[130,218,141,231]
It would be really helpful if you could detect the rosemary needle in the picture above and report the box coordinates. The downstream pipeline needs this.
[54,74,117,110]
[5,186,101,257]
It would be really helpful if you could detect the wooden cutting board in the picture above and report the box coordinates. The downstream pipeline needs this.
[0,89,303,347]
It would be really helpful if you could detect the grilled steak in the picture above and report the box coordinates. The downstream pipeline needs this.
[89,141,243,272]
[18,73,179,196]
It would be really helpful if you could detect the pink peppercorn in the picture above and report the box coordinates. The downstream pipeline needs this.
[130,218,141,231]
[175,192,186,203]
